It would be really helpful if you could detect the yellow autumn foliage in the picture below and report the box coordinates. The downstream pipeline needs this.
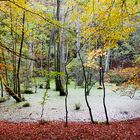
[70,0,139,64]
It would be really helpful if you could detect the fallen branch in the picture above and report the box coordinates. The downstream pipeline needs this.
[3,83,22,102]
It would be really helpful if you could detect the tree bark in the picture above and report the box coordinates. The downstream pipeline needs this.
[1,49,9,86]
[78,52,95,124]
[10,7,17,93]
[0,78,3,97]
[46,29,54,89]
[29,42,34,78]
[99,56,102,86]
[17,10,26,98]
[105,49,110,72]
[65,61,69,127]
[75,9,81,86]
[55,0,66,96]
[102,65,109,125]
[40,42,44,76]
[3,82,22,102]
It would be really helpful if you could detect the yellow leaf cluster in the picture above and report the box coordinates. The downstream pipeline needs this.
[88,49,106,60]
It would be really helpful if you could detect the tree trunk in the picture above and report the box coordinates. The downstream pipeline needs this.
[14,17,18,94]
[40,42,44,76]
[102,66,109,125]
[60,8,66,85]
[24,56,31,90]
[78,52,95,124]
[99,56,102,86]
[56,41,66,96]
[54,42,59,91]
[0,78,3,97]
[10,7,17,93]
[29,42,34,78]
[46,29,54,89]
[1,49,9,86]
[65,62,69,127]
[55,0,66,96]
[3,82,22,102]
[75,10,81,86]
[17,10,26,98]
[105,49,110,72]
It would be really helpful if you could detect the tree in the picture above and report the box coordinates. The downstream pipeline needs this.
[55,0,66,96]
[78,51,95,123]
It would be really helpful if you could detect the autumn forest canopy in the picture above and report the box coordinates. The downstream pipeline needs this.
[0,0,140,135]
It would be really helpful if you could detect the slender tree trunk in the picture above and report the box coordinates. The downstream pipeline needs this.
[54,33,59,91]
[55,0,60,91]
[54,40,59,91]
[10,7,16,92]
[61,32,65,85]
[60,9,66,85]
[25,56,30,90]
[65,62,69,127]
[14,17,18,94]
[78,52,94,124]
[13,39,17,93]
[40,42,44,76]
[65,43,69,63]
[65,41,70,126]
[105,49,110,72]
[30,43,37,93]
[17,10,26,98]
[99,56,102,86]
[0,78,3,97]
[29,42,34,78]
[46,29,54,89]
[1,49,9,86]
[102,65,109,125]
[75,10,81,86]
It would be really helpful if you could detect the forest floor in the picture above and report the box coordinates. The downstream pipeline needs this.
[0,82,140,139]
[0,119,140,140]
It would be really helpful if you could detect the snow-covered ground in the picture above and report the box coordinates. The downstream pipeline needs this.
[0,83,140,122]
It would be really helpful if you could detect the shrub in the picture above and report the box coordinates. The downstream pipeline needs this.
[108,70,128,86]
[75,102,81,110]
[0,97,6,103]
[24,90,34,94]
[22,102,30,107]
[39,84,44,89]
